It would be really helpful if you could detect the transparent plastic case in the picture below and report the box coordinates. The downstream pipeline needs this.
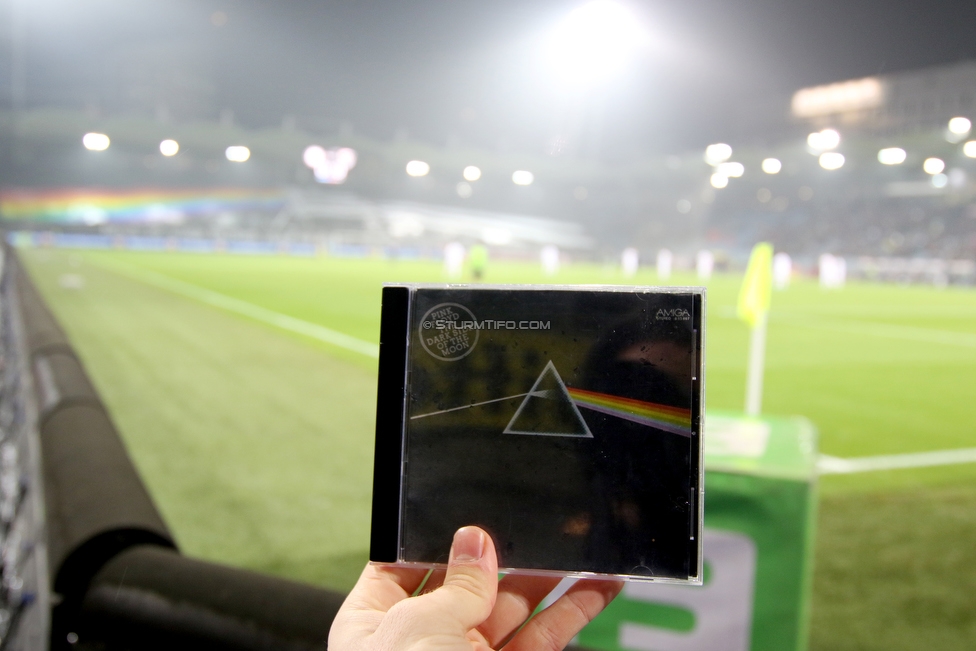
[370,285,705,583]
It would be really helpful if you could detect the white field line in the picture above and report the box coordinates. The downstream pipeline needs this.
[818,448,976,474]
[91,258,379,359]
[85,265,976,469]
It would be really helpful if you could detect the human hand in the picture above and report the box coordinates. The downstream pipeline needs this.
[329,526,622,650]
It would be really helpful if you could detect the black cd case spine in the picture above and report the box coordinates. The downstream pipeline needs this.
[369,286,410,562]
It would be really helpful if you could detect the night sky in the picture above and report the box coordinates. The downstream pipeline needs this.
[7,0,976,157]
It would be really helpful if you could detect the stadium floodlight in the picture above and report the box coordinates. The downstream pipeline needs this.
[704,143,732,165]
[305,146,357,184]
[456,182,473,198]
[544,1,648,87]
[964,141,976,158]
[877,147,906,165]
[710,174,729,189]
[717,161,744,178]
[463,165,482,181]
[948,117,972,135]
[512,170,534,186]
[225,146,250,162]
[791,77,882,118]
[807,128,840,151]
[159,139,179,157]
[303,145,327,169]
[922,157,945,175]
[761,158,782,174]
[818,152,845,170]
[82,132,110,151]
[406,160,430,177]
[931,173,948,188]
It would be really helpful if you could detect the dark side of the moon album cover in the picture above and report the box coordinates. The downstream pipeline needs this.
[370,285,704,582]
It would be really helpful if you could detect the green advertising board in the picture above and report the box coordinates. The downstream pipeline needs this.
[576,411,818,651]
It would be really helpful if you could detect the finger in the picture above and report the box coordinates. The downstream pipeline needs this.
[344,562,430,612]
[370,564,433,596]
[505,579,623,651]
[476,574,563,648]
[402,526,499,635]
[328,563,432,650]
[418,568,447,594]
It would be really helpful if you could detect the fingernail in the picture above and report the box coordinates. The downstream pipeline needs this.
[451,526,485,562]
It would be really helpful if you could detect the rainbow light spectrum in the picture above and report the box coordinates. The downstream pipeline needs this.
[0,188,286,223]
[567,387,693,437]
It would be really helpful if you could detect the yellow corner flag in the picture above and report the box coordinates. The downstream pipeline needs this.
[737,242,773,329]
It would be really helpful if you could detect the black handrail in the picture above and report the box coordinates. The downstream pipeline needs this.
[8,250,345,650]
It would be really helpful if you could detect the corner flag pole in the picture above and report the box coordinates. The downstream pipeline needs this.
[737,243,773,417]
[745,312,767,416]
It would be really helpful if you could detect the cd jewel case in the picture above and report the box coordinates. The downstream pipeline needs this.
[370,285,705,583]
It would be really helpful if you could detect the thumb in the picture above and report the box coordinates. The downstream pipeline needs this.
[413,526,499,632]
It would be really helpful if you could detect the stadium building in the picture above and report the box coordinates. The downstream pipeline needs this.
[1,60,975,281]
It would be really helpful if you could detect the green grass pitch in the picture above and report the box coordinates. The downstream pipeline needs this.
[19,247,976,650]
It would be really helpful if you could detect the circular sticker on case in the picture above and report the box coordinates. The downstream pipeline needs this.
[419,303,479,361]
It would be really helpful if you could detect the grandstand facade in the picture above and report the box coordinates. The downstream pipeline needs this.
[2,61,976,275]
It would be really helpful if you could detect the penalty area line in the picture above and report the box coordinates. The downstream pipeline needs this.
[818,447,976,474]
[89,258,379,359]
